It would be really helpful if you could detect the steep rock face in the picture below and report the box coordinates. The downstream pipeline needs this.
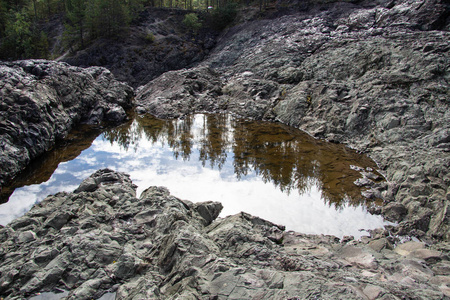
[0,60,134,187]
[0,170,448,299]
[63,8,218,88]
[135,0,450,239]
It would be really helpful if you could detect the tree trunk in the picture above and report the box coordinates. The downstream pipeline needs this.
[32,0,38,21]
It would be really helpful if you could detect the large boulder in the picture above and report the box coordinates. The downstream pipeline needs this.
[0,60,134,187]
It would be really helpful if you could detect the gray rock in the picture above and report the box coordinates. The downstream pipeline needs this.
[368,238,393,252]
[0,60,134,187]
[17,230,37,243]
[193,201,223,226]
[1,0,450,298]
[1,170,448,299]
[382,202,408,222]
[134,0,450,240]
[44,211,73,230]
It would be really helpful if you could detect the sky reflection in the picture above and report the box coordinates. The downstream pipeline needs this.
[0,114,391,238]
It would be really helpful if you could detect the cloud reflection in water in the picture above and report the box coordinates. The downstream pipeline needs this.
[0,114,390,238]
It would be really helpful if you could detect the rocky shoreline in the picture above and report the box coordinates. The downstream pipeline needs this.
[0,169,448,299]
[135,0,450,240]
[0,60,133,187]
[0,0,449,298]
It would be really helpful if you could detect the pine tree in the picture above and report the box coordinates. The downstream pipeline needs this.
[0,0,7,36]
[126,0,144,22]
[0,10,33,59]
[86,0,129,38]
[64,0,86,48]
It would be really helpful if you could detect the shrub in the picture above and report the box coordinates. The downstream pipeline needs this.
[210,3,238,31]
[144,32,155,43]
[183,13,202,33]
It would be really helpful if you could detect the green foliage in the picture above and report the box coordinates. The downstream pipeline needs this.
[0,10,33,59]
[210,2,238,30]
[127,0,145,20]
[64,0,87,48]
[0,0,60,59]
[33,30,49,57]
[86,0,127,38]
[63,0,146,49]
[0,0,272,60]
[29,0,63,21]
[144,32,155,43]
[182,13,202,32]
[0,9,50,60]
[0,0,7,36]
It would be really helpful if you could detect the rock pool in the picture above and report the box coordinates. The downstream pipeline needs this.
[0,114,391,238]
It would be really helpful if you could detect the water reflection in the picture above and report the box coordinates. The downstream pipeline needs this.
[0,125,102,203]
[106,114,380,208]
[0,114,389,238]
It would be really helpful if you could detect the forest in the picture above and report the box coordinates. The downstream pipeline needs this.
[0,0,279,60]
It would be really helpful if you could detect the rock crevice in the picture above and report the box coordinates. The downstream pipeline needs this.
[0,169,448,299]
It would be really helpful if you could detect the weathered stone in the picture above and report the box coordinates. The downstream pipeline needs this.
[409,249,444,263]
[133,0,450,241]
[382,202,408,222]
[1,0,450,298]
[362,284,385,300]
[44,211,72,230]
[105,253,142,280]
[368,238,393,252]
[17,230,37,243]
[0,60,134,187]
[1,170,448,299]
[432,261,450,276]
[8,217,40,231]
[134,209,160,226]
[337,245,378,269]
[32,247,60,265]
[394,241,426,256]
[74,178,97,193]
[193,201,223,226]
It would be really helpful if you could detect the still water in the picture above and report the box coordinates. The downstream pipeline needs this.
[0,114,390,238]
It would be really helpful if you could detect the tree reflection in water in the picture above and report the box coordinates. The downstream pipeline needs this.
[102,113,382,209]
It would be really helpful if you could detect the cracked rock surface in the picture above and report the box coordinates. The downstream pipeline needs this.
[0,169,448,299]
[135,0,450,240]
[0,60,134,187]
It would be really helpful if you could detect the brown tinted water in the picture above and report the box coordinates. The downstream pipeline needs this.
[0,114,389,238]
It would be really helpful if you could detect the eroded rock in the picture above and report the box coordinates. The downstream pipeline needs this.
[0,170,448,299]
[0,60,134,187]
[134,0,450,240]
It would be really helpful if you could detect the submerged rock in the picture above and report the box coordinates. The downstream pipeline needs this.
[0,169,448,299]
[135,0,450,240]
[0,60,134,187]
